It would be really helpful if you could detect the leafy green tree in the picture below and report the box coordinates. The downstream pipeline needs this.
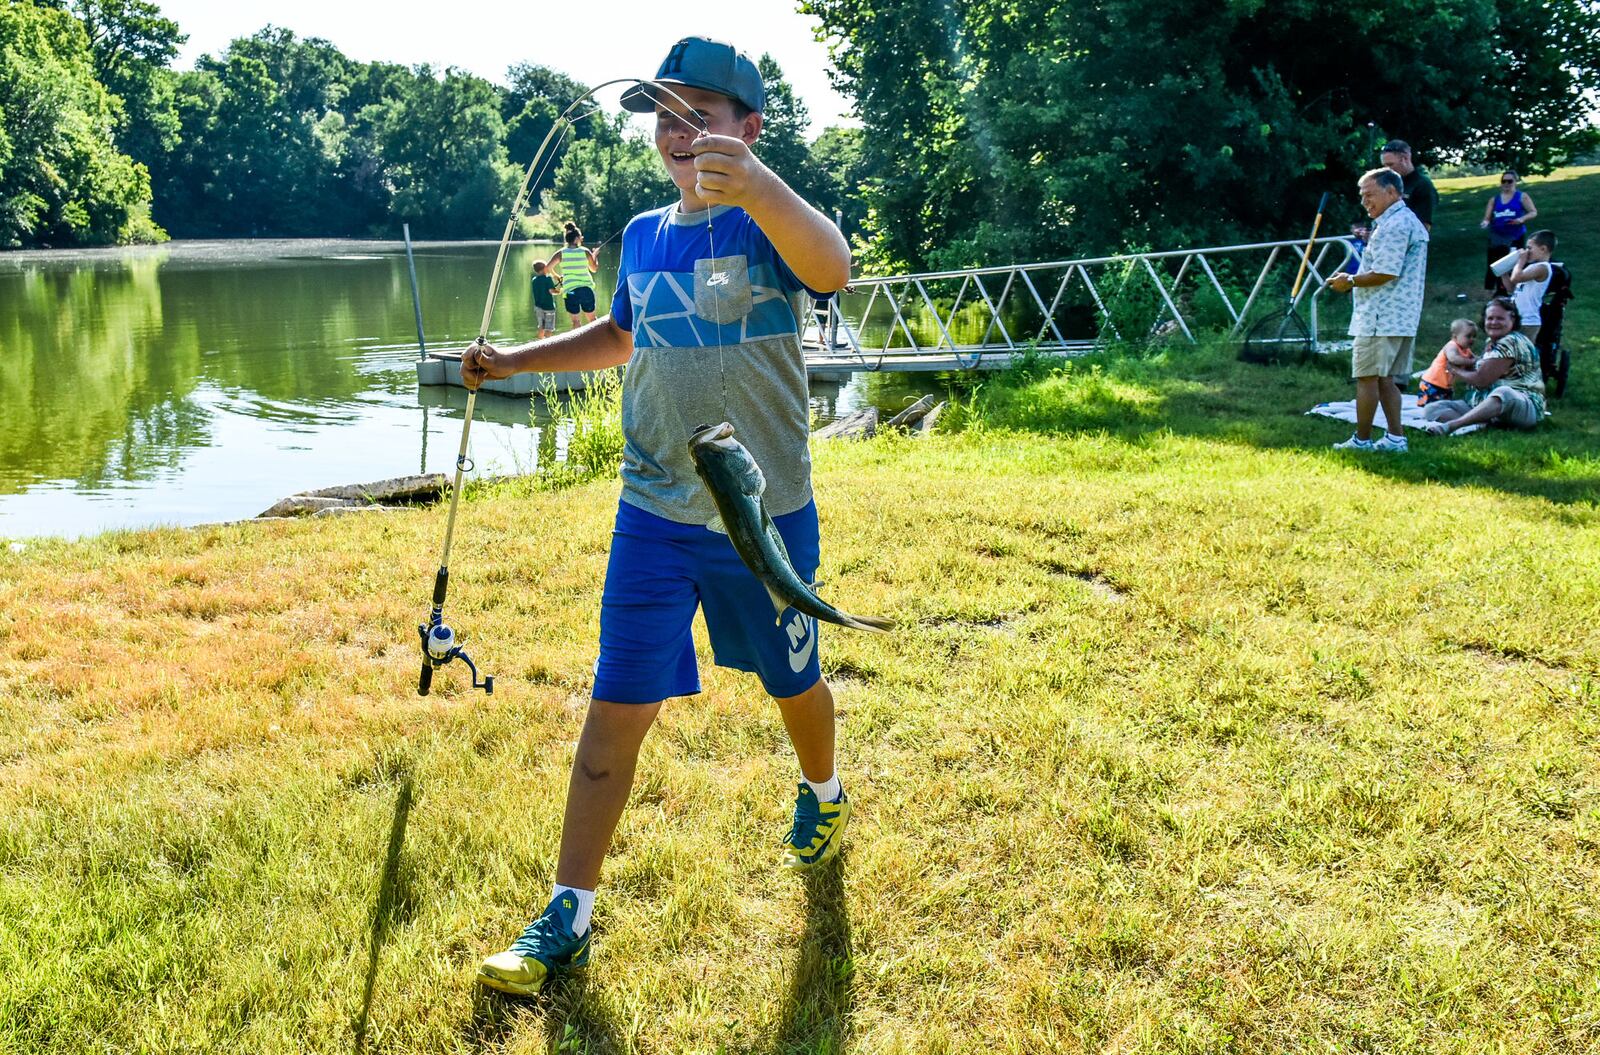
[150,28,400,236]
[223,26,350,117]
[57,0,186,165]
[752,54,812,201]
[807,125,868,239]
[542,116,676,246]
[0,0,155,246]
[374,66,520,237]
[1461,0,1600,171]
[803,0,1600,271]
[154,53,327,235]
[501,63,609,208]
[503,62,586,129]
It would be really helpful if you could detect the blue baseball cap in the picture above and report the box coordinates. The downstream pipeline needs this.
[621,36,765,115]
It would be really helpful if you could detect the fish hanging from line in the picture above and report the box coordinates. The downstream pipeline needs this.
[688,422,892,634]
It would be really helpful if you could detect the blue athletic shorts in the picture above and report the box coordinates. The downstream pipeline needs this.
[564,286,596,314]
[593,498,822,704]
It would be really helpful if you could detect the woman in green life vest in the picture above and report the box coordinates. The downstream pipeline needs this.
[545,221,599,329]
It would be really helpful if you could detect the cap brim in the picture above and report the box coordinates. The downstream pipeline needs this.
[619,80,663,113]
[621,77,757,115]
[620,79,706,114]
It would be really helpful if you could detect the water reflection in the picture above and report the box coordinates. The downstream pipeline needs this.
[0,240,948,538]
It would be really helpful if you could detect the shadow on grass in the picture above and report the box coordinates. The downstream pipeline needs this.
[769,856,854,1055]
[967,339,1600,508]
[459,859,853,1054]
[463,968,631,1054]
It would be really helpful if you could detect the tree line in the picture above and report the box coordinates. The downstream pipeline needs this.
[0,0,862,249]
[802,0,1600,271]
[3,0,1595,265]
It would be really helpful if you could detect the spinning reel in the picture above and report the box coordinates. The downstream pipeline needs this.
[417,569,494,696]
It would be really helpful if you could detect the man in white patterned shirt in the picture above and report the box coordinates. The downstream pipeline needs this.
[1326,167,1429,452]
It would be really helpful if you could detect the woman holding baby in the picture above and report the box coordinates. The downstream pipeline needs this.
[1421,298,1546,435]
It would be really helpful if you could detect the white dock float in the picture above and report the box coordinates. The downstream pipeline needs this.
[416,350,587,395]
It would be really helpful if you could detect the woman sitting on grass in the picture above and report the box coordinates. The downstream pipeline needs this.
[1422,298,1546,435]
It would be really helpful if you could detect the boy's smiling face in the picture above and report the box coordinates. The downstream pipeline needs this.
[652,84,762,203]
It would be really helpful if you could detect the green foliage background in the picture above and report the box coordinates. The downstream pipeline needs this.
[802,0,1600,271]
[1,0,1597,257]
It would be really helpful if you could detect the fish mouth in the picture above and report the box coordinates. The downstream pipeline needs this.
[689,422,734,446]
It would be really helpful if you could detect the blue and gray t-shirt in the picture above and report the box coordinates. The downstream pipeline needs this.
[610,203,828,525]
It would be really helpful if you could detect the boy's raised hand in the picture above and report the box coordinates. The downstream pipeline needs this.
[690,134,775,209]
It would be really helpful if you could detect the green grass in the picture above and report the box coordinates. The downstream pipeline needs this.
[0,173,1597,1054]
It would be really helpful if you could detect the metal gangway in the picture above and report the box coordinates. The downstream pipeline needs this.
[804,236,1357,373]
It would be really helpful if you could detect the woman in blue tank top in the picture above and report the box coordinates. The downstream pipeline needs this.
[1480,171,1537,291]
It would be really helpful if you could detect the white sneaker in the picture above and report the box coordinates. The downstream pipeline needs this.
[1373,433,1408,452]
[1332,434,1375,451]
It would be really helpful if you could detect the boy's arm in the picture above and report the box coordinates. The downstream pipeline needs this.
[461,316,631,388]
[1509,258,1550,286]
[690,135,851,293]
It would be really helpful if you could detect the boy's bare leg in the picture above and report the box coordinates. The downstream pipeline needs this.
[554,698,662,891]
[773,677,836,783]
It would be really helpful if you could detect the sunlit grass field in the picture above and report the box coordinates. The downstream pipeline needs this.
[1,172,1597,1054]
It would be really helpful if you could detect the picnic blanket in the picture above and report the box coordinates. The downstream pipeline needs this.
[1306,394,1484,436]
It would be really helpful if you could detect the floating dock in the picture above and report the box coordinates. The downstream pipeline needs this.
[416,338,1032,396]
[415,350,587,395]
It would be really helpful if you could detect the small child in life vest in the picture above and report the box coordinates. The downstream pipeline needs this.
[1417,318,1477,406]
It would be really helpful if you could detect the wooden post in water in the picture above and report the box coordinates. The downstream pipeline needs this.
[403,224,427,357]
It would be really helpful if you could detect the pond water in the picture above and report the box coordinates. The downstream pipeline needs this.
[0,239,941,539]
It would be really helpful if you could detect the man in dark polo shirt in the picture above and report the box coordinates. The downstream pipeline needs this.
[1380,139,1437,231]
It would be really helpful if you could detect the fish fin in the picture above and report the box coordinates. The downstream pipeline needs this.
[706,514,728,535]
[838,613,894,634]
[764,584,789,621]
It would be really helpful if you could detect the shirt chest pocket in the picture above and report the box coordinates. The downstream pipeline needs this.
[695,255,752,325]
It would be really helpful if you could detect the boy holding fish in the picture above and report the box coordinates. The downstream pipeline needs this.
[461,37,857,994]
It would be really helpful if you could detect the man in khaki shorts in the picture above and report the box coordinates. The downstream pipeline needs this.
[1325,167,1429,452]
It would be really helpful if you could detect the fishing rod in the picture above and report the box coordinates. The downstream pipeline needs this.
[416,78,715,696]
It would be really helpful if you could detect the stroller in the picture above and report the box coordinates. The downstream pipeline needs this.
[1535,262,1573,398]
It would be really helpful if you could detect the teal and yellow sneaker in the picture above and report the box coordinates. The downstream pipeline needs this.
[477,893,591,996]
[781,783,851,870]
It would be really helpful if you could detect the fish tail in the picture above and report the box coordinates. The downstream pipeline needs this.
[836,613,894,634]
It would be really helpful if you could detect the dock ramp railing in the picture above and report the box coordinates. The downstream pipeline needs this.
[808,236,1356,372]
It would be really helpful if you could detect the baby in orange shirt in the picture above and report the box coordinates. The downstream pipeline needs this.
[1418,319,1477,406]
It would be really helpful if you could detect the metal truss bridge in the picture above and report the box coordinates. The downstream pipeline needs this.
[803,236,1357,374]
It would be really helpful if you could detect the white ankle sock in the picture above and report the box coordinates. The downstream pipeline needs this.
[552,884,595,936]
[806,774,842,803]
